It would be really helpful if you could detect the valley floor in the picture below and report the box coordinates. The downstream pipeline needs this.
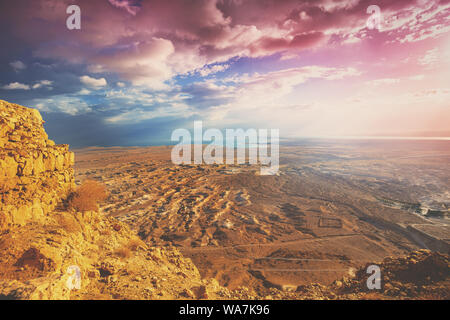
[73,140,450,295]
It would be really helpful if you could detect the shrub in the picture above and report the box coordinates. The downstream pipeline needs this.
[67,180,108,212]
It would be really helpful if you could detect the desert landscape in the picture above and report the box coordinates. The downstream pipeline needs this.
[1,0,450,305]
[0,101,449,300]
[73,136,450,295]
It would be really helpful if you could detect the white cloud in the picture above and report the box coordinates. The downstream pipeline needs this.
[33,96,91,115]
[78,88,92,95]
[2,82,30,90]
[201,65,361,128]
[196,64,230,77]
[408,74,425,81]
[228,66,361,104]
[80,75,107,88]
[418,48,439,67]
[2,80,53,90]
[32,80,53,89]
[342,34,361,44]
[105,103,194,123]
[94,37,175,90]
[279,52,300,61]
[87,64,106,73]
[365,78,400,86]
[10,60,26,72]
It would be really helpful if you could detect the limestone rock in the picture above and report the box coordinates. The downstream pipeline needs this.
[0,100,74,229]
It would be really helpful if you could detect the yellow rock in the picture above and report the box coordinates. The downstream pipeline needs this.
[33,154,45,175]
[0,156,18,178]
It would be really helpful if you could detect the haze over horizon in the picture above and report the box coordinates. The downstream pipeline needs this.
[1,0,449,147]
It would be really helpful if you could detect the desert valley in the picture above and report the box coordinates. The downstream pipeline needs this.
[74,137,450,294]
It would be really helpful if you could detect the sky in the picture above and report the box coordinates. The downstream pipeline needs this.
[0,0,449,147]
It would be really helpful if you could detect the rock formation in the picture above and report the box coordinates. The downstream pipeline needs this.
[334,249,450,299]
[0,100,74,229]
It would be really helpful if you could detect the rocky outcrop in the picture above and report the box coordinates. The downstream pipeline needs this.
[334,249,450,299]
[0,100,74,228]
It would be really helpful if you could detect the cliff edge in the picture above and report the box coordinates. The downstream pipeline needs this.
[0,100,74,229]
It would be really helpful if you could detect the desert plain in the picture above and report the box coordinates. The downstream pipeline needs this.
[73,139,450,294]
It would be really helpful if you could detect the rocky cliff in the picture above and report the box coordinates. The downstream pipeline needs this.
[0,100,74,229]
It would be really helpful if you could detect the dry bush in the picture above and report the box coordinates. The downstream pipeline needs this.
[67,180,108,212]
[114,246,132,259]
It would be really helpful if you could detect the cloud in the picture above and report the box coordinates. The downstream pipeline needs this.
[196,64,230,77]
[89,38,175,90]
[2,80,53,90]
[408,74,425,81]
[78,88,92,95]
[418,48,439,67]
[87,65,107,74]
[80,75,108,88]
[107,0,142,16]
[394,2,450,43]
[10,60,26,72]
[234,65,360,91]
[251,32,326,56]
[279,52,300,61]
[3,0,447,92]
[365,78,400,86]
[200,65,361,126]
[105,103,193,123]
[33,96,92,115]
[2,82,30,90]
[32,80,53,89]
